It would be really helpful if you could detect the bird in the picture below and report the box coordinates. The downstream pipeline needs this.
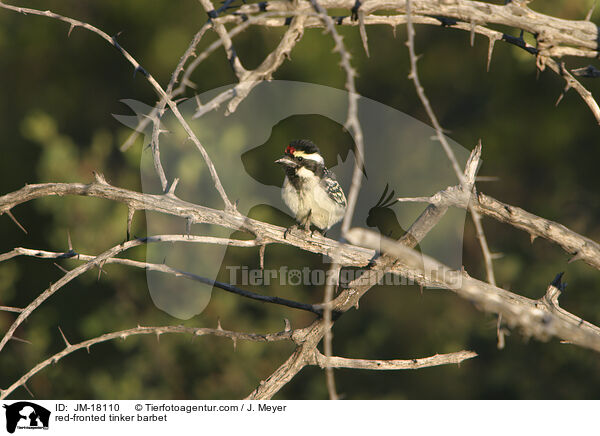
[275,139,347,234]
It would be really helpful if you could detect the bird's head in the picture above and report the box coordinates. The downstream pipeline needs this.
[275,139,325,177]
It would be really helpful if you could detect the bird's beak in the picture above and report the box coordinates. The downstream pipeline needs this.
[275,156,297,167]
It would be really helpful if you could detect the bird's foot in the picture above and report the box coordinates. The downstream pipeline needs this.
[310,228,323,238]
[284,224,305,239]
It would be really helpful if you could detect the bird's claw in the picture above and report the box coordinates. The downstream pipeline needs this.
[284,225,302,239]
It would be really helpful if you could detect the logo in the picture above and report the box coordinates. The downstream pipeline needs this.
[115,81,470,320]
[3,402,50,434]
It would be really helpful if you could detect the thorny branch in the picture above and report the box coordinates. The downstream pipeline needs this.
[0,242,323,316]
[0,324,294,400]
[405,1,501,344]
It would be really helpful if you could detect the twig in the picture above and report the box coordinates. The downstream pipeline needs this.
[0,306,23,313]
[406,0,465,184]
[407,8,502,334]
[322,262,340,400]
[198,0,248,80]
[307,0,365,237]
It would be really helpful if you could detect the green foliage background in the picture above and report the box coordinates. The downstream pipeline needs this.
[1,0,599,399]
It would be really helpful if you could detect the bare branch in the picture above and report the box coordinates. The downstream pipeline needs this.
[0,182,376,267]
[322,262,340,400]
[310,349,478,370]
[347,227,600,353]
[1,239,322,320]
[1,324,293,400]
[0,306,23,313]
[304,0,365,236]
[473,193,600,271]
[397,186,600,271]
[406,0,465,184]
[199,0,248,80]
[223,4,600,123]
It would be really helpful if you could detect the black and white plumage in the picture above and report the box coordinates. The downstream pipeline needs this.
[275,139,347,232]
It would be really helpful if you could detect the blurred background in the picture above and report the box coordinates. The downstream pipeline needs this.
[1,0,599,399]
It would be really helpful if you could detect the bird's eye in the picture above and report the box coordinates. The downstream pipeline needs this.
[297,156,303,162]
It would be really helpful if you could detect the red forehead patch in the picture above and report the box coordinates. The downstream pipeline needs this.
[285,145,296,155]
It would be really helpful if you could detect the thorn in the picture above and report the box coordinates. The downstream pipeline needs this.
[67,229,73,250]
[53,262,69,274]
[496,315,505,350]
[6,210,27,234]
[568,251,584,264]
[585,1,596,21]
[354,301,359,310]
[86,344,91,354]
[133,65,149,79]
[217,317,223,330]
[68,23,76,37]
[487,37,496,72]
[156,331,161,342]
[97,260,107,280]
[166,178,180,197]
[470,21,475,47]
[555,83,570,107]
[259,244,266,271]
[490,252,504,260]
[58,326,71,347]
[392,25,397,39]
[572,65,600,78]
[23,383,35,398]
[530,234,537,244]
[127,207,135,241]
[93,171,108,184]
[10,335,32,344]
[475,176,500,182]
[284,318,291,332]
[358,12,370,57]
[419,284,423,295]
[232,337,237,351]
[183,78,197,89]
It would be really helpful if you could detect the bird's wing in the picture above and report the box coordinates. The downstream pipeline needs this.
[320,169,347,206]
